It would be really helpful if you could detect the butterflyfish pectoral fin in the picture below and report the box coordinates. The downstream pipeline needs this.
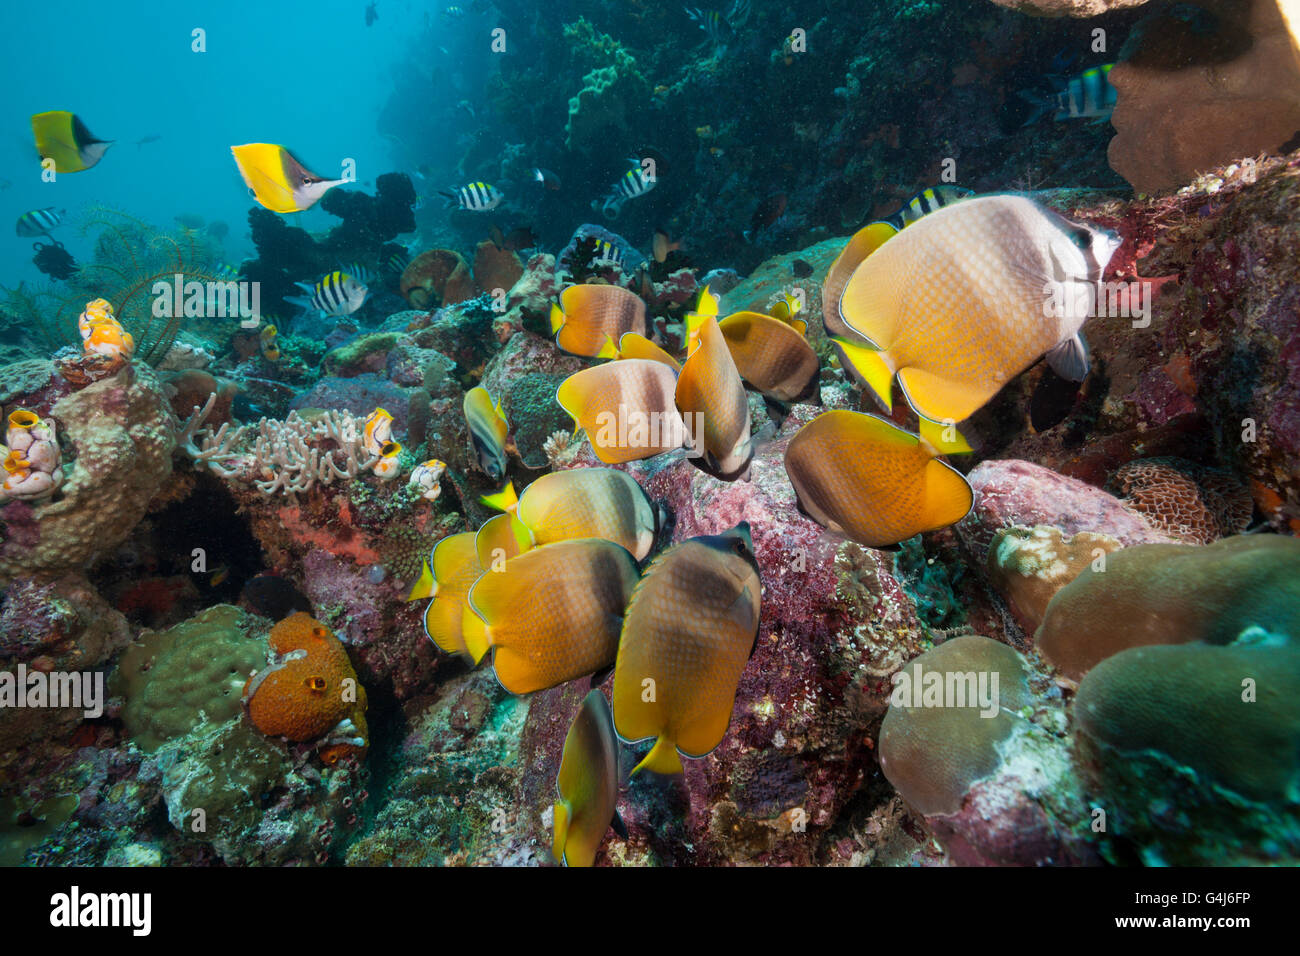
[631,735,684,777]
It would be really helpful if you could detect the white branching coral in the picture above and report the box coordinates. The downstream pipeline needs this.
[178,393,381,496]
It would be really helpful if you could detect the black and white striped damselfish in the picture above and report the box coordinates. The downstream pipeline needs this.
[600,164,656,218]
[1021,64,1117,125]
[15,207,65,238]
[442,182,502,212]
[290,271,369,318]
[883,186,973,230]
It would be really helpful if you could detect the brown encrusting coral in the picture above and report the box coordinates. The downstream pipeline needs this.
[400,249,476,309]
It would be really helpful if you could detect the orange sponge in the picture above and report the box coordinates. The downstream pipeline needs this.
[243,613,369,764]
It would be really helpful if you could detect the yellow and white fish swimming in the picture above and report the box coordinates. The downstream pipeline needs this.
[783,410,973,548]
[718,311,820,403]
[407,532,487,663]
[362,408,394,458]
[556,359,689,464]
[612,524,761,776]
[834,195,1121,424]
[487,468,660,562]
[550,284,647,359]
[31,111,112,173]
[675,314,752,480]
[553,690,627,867]
[464,538,640,695]
[463,386,510,481]
[230,143,347,214]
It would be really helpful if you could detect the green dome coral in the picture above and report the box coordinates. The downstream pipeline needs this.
[114,604,269,752]
[878,635,1035,816]
[1073,639,1300,865]
[1037,535,1300,680]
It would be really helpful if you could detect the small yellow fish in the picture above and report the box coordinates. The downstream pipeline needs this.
[464,539,640,695]
[260,323,281,362]
[554,690,626,867]
[612,524,761,775]
[783,410,973,548]
[549,284,647,359]
[675,315,752,480]
[230,143,347,214]
[463,386,509,481]
[31,111,112,173]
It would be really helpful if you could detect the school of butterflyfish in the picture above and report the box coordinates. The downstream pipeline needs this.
[404,186,1119,865]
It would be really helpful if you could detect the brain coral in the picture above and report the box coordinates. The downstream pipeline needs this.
[1109,457,1252,544]
[0,365,176,585]
[878,635,1034,817]
[1037,534,1300,680]
[115,604,269,752]
[242,612,368,764]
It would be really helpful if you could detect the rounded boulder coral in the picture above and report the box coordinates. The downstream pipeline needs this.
[400,249,475,310]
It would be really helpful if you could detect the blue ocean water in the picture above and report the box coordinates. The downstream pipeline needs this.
[0,0,470,284]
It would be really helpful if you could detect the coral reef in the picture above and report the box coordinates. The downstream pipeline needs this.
[1037,535,1300,679]
[0,366,175,586]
